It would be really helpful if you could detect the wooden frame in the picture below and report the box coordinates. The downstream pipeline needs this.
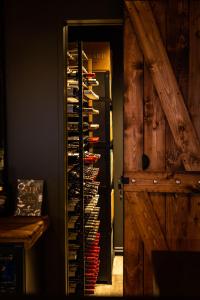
[124,0,200,296]
[124,0,200,171]
[124,172,200,193]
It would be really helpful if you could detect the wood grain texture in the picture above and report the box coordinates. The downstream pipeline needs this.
[166,193,200,250]
[124,0,200,296]
[0,216,49,249]
[189,1,200,148]
[124,13,144,296]
[165,0,200,264]
[167,0,189,101]
[144,1,166,173]
[186,194,200,250]
[126,192,168,257]
[124,171,200,193]
[124,11,143,172]
[125,0,200,171]
[144,65,165,171]
[124,191,143,296]
[185,0,200,252]
[166,0,189,172]
[165,0,190,253]
[143,2,166,294]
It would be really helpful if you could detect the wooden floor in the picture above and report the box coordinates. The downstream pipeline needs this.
[94,256,123,296]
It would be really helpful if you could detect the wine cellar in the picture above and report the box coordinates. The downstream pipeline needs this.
[65,36,114,295]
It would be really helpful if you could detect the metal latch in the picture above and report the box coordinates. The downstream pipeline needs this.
[118,176,129,201]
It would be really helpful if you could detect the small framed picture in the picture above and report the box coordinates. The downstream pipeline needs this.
[14,179,44,216]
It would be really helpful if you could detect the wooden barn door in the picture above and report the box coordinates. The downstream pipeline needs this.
[124,0,200,295]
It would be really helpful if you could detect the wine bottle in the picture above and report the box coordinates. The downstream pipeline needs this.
[68,215,81,229]
[68,232,79,241]
[68,199,80,212]
[67,104,79,113]
[84,78,99,87]
[83,72,96,78]
[68,250,77,261]
[87,136,100,144]
[84,89,99,100]
[68,169,80,181]
[67,87,79,98]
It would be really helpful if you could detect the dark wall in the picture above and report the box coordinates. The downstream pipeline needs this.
[4,0,65,295]
[4,0,123,295]
[62,0,123,20]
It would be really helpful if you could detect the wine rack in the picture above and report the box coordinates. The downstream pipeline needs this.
[66,41,101,295]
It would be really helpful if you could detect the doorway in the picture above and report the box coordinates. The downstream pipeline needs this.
[64,21,124,295]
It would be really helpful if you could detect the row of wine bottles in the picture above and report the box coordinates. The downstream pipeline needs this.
[67,45,101,295]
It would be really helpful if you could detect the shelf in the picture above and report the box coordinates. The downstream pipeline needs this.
[68,49,88,61]
[66,42,104,296]
[67,110,99,118]
[67,65,88,74]
[67,51,76,61]
[67,165,76,173]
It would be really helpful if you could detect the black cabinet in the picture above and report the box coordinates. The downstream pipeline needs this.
[0,244,24,294]
[0,217,48,295]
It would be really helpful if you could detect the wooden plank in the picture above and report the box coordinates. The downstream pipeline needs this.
[167,0,189,102]
[164,0,200,268]
[144,2,166,173]
[126,192,168,257]
[124,11,143,172]
[124,171,200,193]
[166,193,199,250]
[0,216,49,249]
[189,1,200,148]
[165,0,191,255]
[165,0,185,252]
[143,2,166,294]
[144,64,165,171]
[124,0,200,171]
[166,193,200,251]
[124,191,143,296]
[183,0,200,252]
[186,194,200,250]
[166,0,189,172]
[124,13,144,296]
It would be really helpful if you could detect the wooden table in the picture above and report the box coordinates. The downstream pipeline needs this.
[0,216,49,294]
[0,216,49,249]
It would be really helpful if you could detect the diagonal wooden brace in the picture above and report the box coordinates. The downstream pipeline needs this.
[124,0,200,171]
[125,191,168,259]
